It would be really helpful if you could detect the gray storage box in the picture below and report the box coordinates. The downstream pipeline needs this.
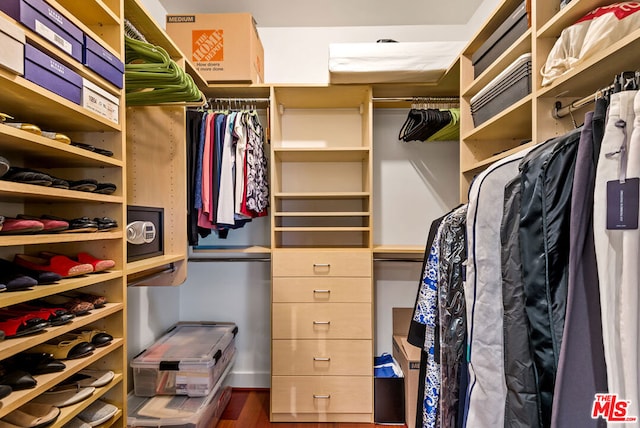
[471,53,532,127]
[472,0,528,78]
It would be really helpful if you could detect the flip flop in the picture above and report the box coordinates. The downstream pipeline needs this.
[1,402,60,428]
[60,369,114,388]
[0,156,9,178]
[14,254,94,277]
[77,400,118,426]
[31,385,95,408]
[1,167,52,186]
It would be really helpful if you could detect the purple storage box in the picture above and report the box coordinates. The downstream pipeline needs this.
[24,43,82,104]
[83,35,124,88]
[0,0,83,62]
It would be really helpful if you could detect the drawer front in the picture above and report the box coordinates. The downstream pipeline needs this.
[272,250,371,277]
[272,303,372,339]
[272,277,371,303]
[272,340,371,376]
[271,376,372,414]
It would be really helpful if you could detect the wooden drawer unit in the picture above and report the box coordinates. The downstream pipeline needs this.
[272,339,372,376]
[272,303,372,339]
[272,277,372,303]
[272,250,372,277]
[271,376,373,414]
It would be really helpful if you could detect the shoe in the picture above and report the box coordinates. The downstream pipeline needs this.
[94,217,117,231]
[0,367,37,390]
[29,336,95,360]
[36,296,94,316]
[0,258,62,285]
[6,304,74,326]
[0,156,9,178]
[61,292,106,308]
[1,167,52,186]
[41,131,71,145]
[77,400,117,426]
[17,215,69,233]
[0,314,48,338]
[67,179,97,192]
[6,352,66,375]
[68,330,113,347]
[60,369,114,388]
[0,270,38,291]
[4,123,42,135]
[64,417,91,428]
[14,254,93,277]
[31,385,95,408]
[93,183,116,195]
[0,218,44,234]
[76,253,115,273]
[1,402,59,428]
[65,217,99,233]
[0,384,11,399]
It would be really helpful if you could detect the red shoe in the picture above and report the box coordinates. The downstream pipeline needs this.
[14,254,93,278]
[0,218,44,234]
[76,252,115,273]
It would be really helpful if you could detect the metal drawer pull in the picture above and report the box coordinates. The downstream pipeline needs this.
[313,394,331,399]
[313,289,331,293]
[313,321,331,325]
[313,263,330,268]
[313,357,331,361]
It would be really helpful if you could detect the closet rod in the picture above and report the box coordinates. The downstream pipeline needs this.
[372,96,459,103]
[207,97,270,103]
[127,263,176,286]
[188,257,271,262]
[553,84,614,119]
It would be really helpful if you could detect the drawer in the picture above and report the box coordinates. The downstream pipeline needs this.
[271,376,372,414]
[272,250,371,277]
[272,303,372,339]
[272,339,372,376]
[272,277,371,303]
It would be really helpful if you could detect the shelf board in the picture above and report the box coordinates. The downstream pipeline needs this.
[0,68,121,133]
[462,29,532,97]
[54,0,120,36]
[0,303,123,361]
[126,253,185,276]
[537,28,640,99]
[0,230,122,247]
[274,226,370,232]
[192,245,271,254]
[0,126,122,168]
[274,192,370,199]
[463,0,528,54]
[0,181,123,204]
[462,140,537,174]
[273,147,370,162]
[274,85,371,109]
[373,245,425,255]
[202,84,272,99]
[537,0,613,39]
[462,94,533,140]
[273,212,369,217]
[0,275,123,309]
[0,340,124,418]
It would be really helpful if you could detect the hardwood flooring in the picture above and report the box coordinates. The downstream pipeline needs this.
[216,389,406,428]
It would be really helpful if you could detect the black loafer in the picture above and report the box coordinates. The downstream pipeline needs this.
[0,384,11,399]
[2,167,52,186]
[0,368,37,390]
[0,156,9,178]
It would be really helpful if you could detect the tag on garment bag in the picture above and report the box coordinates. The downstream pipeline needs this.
[606,178,639,229]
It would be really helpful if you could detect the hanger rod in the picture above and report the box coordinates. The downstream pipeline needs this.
[373,96,459,103]
[189,257,271,262]
[208,97,270,103]
[553,83,615,119]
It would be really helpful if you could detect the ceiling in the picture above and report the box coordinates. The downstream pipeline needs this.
[157,0,484,27]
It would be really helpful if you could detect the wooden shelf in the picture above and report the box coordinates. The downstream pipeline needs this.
[0,231,122,247]
[57,378,124,427]
[273,147,370,162]
[275,85,371,109]
[0,182,123,204]
[126,254,185,276]
[537,28,640,99]
[462,0,528,54]
[462,140,537,174]
[537,0,612,38]
[0,341,123,418]
[202,84,272,99]
[462,94,533,140]
[274,212,369,217]
[0,125,123,168]
[373,245,424,255]
[0,68,120,133]
[54,0,120,38]
[192,246,272,254]
[0,304,123,361]
[462,29,532,97]
[274,192,370,199]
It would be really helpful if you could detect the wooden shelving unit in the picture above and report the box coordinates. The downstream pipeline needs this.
[0,1,127,424]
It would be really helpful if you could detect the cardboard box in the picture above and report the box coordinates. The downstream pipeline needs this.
[166,13,264,84]
[0,0,83,62]
[0,13,25,75]
[82,78,119,124]
[392,307,422,428]
[83,35,124,89]
[374,373,405,424]
[24,43,82,105]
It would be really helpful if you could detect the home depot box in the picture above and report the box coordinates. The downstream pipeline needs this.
[166,13,264,84]
[392,307,421,428]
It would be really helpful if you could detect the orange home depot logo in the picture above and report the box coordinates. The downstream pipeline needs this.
[192,30,223,62]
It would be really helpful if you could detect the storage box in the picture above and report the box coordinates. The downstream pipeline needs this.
[471,53,532,127]
[24,43,82,104]
[471,0,528,78]
[374,369,405,424]
[127,380,233,428]
[166,13,264,84]
[131,322,238,397]
[0,13,25,75]
[83,36,124,89]
[0,0,83,62]
[392,308,421,428]
[82,78,119,124]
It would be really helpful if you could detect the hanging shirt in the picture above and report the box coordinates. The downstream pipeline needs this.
[217,112,238,226]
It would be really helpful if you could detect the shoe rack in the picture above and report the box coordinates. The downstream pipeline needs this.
[459,0,640,200]
[0,0,126,426]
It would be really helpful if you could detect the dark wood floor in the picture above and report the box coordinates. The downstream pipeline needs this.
[217,389,407,427]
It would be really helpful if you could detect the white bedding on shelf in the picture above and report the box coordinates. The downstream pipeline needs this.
[328,41,465,84]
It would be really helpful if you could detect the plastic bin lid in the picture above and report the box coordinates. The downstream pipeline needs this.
[131,323,237,367]
[471,53,532,105]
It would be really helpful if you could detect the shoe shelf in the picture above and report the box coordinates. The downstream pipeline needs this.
[56,374,124,427]
[0,341,123,418]
[0,182,122,204]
